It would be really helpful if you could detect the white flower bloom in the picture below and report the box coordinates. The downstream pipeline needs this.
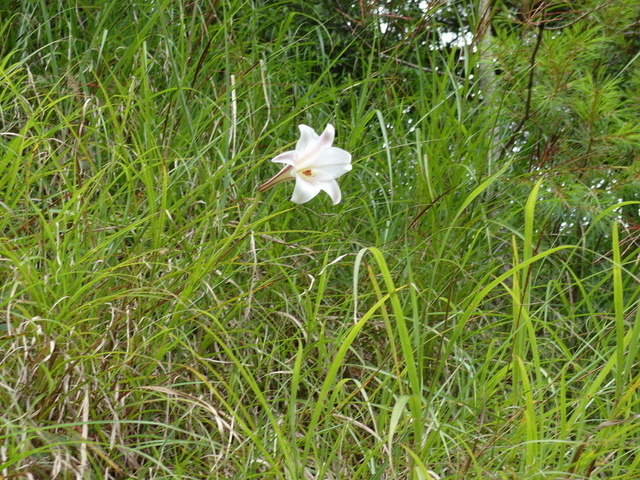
[258,124,352,205]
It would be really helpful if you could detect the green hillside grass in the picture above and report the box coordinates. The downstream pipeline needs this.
[1,1,639,478]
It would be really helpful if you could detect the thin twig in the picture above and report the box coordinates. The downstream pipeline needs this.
[408,186,455,230]
[500,23,545,158]
[363,42,465,81]
[545,0,617,31]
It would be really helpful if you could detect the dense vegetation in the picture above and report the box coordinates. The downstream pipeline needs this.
[1,0,639,478]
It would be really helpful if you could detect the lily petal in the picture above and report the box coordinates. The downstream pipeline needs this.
[291,177,321,204]
[318,179,342,205]
[296,146,351,182]
[307,162,352,182]
[316,146,351,165]
[296,124,336,169]
[295,125,320,156]
[271,151,297,165]
[317,124,335,150]
[299,146,351,168]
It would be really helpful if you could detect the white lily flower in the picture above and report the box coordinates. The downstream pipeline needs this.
[258,124,352,205]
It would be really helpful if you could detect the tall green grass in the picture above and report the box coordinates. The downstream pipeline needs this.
[1,1,638,479]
